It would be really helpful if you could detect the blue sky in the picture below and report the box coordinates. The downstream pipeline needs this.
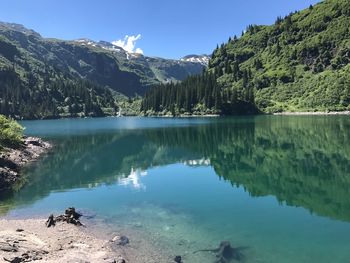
[1,0,321,59]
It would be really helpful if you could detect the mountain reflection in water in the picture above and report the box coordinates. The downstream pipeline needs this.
[1,116,350,223]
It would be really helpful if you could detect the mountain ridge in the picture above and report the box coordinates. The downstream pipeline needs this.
[0,21,207,96]
[142,0,350,115]
[0,21,207,119]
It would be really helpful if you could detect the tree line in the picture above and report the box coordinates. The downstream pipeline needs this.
[141,71,257,116]
[0,67,118,119]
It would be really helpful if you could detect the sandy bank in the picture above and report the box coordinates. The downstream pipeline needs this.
[0,217,173,263]
[0,218,122,263]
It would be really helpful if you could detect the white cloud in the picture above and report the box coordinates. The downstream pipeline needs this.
[135,47,143,54]
[112,34,143,54]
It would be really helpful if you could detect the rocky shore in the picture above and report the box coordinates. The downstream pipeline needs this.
[0,218,128,263]
[0,214,174,263]
[0,137,51,191]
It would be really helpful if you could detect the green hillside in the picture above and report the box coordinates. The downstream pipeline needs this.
[142,0,350,115]
[0,22,205,119]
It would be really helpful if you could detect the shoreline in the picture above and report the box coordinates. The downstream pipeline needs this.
[273,111,350,116]
[0,137,52,191]
[11,110,350,121]
[145,114,220,118]
[0,216,171,263]
[0,217,124,263]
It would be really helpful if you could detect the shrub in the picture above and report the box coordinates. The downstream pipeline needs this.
[0,115,24,149]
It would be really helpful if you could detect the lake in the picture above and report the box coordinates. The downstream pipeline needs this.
[1,116,350,262]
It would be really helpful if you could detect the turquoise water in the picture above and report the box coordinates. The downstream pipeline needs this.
[1,116,350,262]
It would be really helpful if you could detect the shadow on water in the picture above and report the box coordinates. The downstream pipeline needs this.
[1,116,350,223]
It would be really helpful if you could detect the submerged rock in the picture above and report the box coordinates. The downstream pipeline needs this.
[111,235,129,246]
[174,255,182,262]
[194,241,247,262]
[104,235,130,253]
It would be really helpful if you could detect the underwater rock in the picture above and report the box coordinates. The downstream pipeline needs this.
[111,235,129,246]
[174,255,182,262]
[78,209,97,220]
[194,241,247,263]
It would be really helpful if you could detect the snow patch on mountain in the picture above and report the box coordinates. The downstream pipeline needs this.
[181,55,210,66]
[73,39,209,67]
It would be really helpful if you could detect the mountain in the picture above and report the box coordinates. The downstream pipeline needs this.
[72,38,206,86]
[181,55,210,66]
[209,0,350,113]
[0,22,206,119]
[142,0,350,115]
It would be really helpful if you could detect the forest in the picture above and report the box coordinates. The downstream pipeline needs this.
[142,0,350,115]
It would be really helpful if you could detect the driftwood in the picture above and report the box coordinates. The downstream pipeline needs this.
[46,207,83,227]
[45,215,55,227]
[194,241,247,263]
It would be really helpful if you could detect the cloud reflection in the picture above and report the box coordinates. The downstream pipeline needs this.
[118,168,147,190]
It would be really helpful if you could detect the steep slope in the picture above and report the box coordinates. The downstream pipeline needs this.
[0,22,206,119]
[142,0,350,115]
[0,31,119,118]
[210,0,350,112]
[71,38,207,92]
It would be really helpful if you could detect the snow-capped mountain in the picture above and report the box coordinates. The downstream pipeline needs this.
[74,39,210,66]
[72,38,208,85]
[74,39,124,52]
[181,54,210,66]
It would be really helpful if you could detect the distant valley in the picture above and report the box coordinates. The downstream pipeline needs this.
[0,21,208,119]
